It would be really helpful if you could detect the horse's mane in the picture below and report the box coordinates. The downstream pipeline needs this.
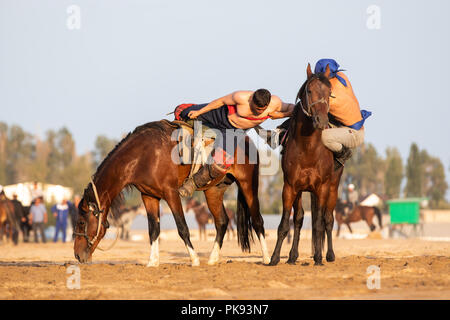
[83,120,172,215]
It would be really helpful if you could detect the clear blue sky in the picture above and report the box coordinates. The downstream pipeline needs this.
[1,0,449,197]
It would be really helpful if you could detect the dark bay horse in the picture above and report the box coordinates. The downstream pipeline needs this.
[74,120,269,266]
[270,63,344,266]
[334,199,382,237]
[186,198,235,241]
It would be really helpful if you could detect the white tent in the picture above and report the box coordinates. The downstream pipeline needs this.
[2,182,73,206]
[360,193,382,207]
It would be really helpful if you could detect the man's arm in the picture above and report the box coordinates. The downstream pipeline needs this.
[188,91,245,119]
[269,97,295,119]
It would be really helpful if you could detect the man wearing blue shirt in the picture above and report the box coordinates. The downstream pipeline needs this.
[52,199,70,243]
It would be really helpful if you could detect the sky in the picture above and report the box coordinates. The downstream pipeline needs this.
[1,0,449,197]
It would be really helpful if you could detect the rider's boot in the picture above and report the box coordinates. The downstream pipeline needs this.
[178,163,228,198]
[334,145,353,171]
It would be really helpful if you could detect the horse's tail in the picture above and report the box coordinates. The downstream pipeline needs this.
[236,186,253,252]
[373,206,382,229]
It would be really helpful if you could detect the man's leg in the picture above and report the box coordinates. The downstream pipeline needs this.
[54,221,60,242]
[178,129,234,198]
[62,221,67,243]
[40,223,47,243]
[33,223,39,243]
[321,127,364,169]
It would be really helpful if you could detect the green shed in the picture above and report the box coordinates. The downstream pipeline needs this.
[387,198,427,225]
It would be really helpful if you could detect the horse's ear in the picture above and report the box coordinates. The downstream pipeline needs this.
[324,64,331,78]
[306,63,313,79]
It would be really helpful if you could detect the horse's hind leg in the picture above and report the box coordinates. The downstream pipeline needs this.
[142,194,161,267]
[204,187,228,265]
[165,191,200,266]
[287,192,304,265]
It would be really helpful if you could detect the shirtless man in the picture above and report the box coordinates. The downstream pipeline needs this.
[174,89,294,197]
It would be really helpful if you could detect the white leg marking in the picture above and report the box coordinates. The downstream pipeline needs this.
[207,241,221,265]
[146,237,160,267]
[259,236,270,265]
[186,245,200,267]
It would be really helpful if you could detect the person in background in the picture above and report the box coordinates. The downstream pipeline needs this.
[11,194,29,242]
[29,197,47,243]
[347,183,359,212]
[52,199,70,243]
[29,181,43,205]
[69,195,80,240]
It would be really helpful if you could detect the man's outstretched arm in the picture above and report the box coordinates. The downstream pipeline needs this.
[269,98,295,119]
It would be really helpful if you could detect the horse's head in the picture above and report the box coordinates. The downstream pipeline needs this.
[73,184,109,263]
[296,63,333,130]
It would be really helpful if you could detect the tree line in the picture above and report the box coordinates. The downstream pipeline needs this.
[0,122,448,211]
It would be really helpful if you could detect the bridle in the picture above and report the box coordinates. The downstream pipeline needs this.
[73,178,110,249]
[296,77,332,118]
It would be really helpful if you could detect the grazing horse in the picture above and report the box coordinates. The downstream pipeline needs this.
[334,199,382,237]
[74,120,270,266]
[186,198,236,241]
[270,63,344,266]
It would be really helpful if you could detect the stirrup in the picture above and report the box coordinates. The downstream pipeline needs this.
[178,178,197,198]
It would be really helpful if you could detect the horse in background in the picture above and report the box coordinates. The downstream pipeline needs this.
[185,198,235,241]
[0,196,19,245]
[334,199,383,237]
[109,204,146,240]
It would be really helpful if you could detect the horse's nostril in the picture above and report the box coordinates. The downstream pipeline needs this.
[75,253,80,261]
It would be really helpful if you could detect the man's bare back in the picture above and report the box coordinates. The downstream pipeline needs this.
[188,90,294,130]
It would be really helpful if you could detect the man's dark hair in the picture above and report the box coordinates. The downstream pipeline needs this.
[252,89,271,108]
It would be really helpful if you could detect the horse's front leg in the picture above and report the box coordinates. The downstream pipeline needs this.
[269,183,296,266]
[166,191,200,266]
[287,192,304,265]
[325,188,338,263]
[141,194,161,267]
[204,187,228,265]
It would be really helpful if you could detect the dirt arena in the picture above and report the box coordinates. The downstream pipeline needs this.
[0,229,449,300]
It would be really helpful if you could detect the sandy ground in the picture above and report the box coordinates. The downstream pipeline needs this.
[0,229,449,300]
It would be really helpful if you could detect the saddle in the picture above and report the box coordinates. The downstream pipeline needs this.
[161,119,217,179]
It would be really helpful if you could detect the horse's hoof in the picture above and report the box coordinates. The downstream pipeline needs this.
[286,260,296,265]
[326,252,335,262]
[268,258,280,266]
[191,259,200,267]
[146,261,159,267]
[262,256,271,265]
[314,261,324,266]
[207,259,219,266]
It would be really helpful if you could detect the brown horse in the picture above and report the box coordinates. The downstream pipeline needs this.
[334,199,382,237]
[0,195,18,244]
[186,198,235,241]
[74,120,270,266]
[269,63,344,266]
[185,198,212,241]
